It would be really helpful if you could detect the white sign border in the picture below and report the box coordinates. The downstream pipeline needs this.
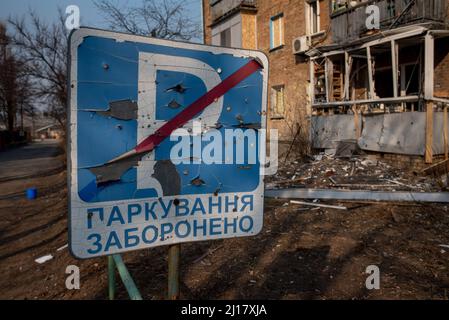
[67,27,269,259]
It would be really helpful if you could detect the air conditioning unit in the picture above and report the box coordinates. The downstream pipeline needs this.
[292,35,310,55]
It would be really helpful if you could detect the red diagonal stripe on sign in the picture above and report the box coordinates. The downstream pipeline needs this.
[133,59,263,155]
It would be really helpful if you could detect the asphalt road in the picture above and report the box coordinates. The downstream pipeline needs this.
[0,140,63,182]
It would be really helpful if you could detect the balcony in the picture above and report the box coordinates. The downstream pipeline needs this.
[209,0,257,24]
[331,0,448,43]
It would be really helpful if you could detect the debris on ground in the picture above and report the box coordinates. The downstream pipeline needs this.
[35,255,53,264]
[290,200,347,210]
[2,141,449,300]
[334,140,363,159]
[57,244,68,252]
[267,151,444,192]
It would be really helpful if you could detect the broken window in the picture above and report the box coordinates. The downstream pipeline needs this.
[401,64,420,96]
[313,58,326,103]
[351,57,369,101]
[311,31,434,115]
[271,85,285,118]
[332,0,346,13]
[398,43,423,111]
[327,56,344,102]
[386,0,396,20]
[270,13,284,49]
[307,0,321,35]
[374,68,394,98]
[398,43,422,96]
[370,46,394,99]
[211,14,242,48]
[220,28,231,47]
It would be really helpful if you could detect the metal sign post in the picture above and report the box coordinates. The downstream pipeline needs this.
[68,27,268,299]
[107,254,143,300]
[168,245,180,300]
[108,256,115,300]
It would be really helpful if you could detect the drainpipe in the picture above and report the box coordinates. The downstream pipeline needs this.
[200,0,205,45]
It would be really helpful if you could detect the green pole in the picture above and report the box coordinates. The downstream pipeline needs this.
[108,256,116,300]
[112,255,143,300]
[168,244,180,300]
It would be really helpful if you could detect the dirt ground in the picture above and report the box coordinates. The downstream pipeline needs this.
[0,143,449,300]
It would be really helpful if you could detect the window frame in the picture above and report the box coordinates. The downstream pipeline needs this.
[220,28,232,47]
[269,13,284,51]
[271,85,285,119]
[306,0,322,36]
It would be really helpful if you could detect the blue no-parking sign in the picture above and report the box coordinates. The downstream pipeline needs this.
[68,28,268,259]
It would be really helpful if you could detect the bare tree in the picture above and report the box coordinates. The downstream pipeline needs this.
[95,0,201,40]
[0,23,34,133]
[8,10,68,129]
[0,23,17,132]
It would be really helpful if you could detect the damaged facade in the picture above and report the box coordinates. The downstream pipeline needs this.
[202,0,449,164]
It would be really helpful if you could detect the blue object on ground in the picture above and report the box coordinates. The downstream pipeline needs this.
[26,188,37,200]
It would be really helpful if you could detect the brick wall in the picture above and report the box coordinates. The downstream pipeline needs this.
[256,0,331,141]
[202,0,331,141]
[203,0,448,165]
[256,0,307,141]
[377,153,427,171]
[434,38,449,98]
[369,152,448,171]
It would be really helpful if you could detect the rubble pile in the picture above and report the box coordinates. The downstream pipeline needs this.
[266,153,443,192]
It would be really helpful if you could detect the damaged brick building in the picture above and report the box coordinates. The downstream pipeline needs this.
[202,0,449,165]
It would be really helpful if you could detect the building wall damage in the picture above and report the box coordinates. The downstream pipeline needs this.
[310,0,449,164]
[312,112,449,155]
[202,0,449,164]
